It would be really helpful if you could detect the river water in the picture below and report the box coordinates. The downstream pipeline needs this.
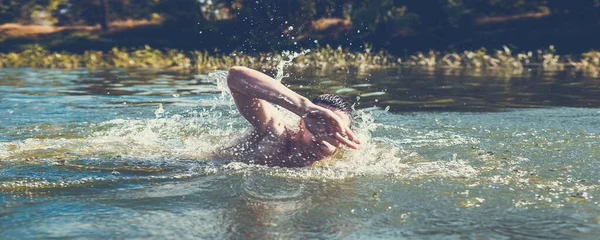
[1,67,599,239]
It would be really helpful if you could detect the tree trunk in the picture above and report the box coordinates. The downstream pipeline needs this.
[100,0,110,30]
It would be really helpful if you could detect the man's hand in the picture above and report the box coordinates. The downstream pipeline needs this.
[302,106,360,149]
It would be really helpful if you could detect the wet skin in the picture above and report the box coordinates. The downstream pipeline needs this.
[222,66,359,167]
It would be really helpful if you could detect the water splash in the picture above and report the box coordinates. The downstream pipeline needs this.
[0,55,488,185]
[207,70,230,96]
[4,67,597,211]
[0,72,485,194]
[154,103,165,118]
[274,49,311,82]
[2,96,599,215]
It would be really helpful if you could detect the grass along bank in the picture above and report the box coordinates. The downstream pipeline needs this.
[1,45,599,75]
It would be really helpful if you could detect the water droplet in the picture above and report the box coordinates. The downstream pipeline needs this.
[199,31,203,34]
[357,30,361,33]
[155,104,165,118]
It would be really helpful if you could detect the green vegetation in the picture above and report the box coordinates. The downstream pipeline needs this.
[1,45,598,75]
[0,44,395,71]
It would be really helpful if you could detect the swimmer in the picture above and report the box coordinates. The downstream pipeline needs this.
[221,66,360,167]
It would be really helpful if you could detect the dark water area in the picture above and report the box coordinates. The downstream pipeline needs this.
[1,67,599,239]
[3,66,597,113]
[286,67,600,112]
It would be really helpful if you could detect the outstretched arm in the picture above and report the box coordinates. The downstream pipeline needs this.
[226,66,358,148]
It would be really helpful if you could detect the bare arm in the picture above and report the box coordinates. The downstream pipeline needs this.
[227,66,359,148]
[227,66,313,133]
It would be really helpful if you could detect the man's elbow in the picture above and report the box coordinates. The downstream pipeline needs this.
[228,66,249,79]
[227,66,248,87]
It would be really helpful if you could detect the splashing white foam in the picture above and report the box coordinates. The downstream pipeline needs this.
[274,49,311,82]
[0,99,241,164]
[0,62,482,182]
[0,144,9,160]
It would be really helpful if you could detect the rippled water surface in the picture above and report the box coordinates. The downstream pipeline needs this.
[1,67,599,239]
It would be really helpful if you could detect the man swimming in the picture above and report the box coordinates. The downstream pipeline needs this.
[222,66,360,167]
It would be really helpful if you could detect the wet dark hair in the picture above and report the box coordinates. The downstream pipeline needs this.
[312,94,352,116]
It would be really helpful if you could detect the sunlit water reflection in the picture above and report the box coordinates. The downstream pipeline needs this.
[1,68,599,239]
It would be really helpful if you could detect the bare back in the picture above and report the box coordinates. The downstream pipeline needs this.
[218,126,303,167]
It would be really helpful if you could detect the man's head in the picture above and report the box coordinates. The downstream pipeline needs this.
[297,94,354,159]
[311,94,352,124]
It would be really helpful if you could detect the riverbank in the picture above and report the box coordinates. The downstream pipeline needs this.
[0,45,598,76]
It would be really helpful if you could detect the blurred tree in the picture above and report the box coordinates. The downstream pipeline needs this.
[54,0,107,26]
[545,0,600,20]
[53,0,161,27]
[154,0,206,35]
[100,0,109,29]
[2,0,599,53]
[350,0,421,45]
[0,0,66,24]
